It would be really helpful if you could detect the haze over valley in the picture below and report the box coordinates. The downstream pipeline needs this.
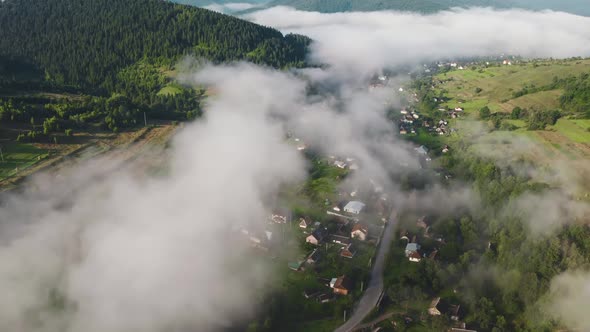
[0,0,589,331]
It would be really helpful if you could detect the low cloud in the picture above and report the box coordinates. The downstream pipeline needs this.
[204,2,261,14]
[245,7,590,78]
[0,63,306,332]
[548,270,590,330]
[1,5,589,331]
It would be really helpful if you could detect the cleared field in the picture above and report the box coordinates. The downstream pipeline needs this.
[430,59,590,194]
[498,89,563,113]
[0,123,178,191]
[550,119,590,143]
[0,143,48,180]
[435,59,590,113]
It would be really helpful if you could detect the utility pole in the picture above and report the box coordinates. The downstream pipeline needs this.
[144,112,147,127]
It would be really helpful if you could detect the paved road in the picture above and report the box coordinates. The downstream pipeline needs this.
[334,209,397,332]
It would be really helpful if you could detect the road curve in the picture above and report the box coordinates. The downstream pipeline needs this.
[334,210,397,332]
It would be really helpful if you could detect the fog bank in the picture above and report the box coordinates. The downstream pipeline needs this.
[246,7,590,77]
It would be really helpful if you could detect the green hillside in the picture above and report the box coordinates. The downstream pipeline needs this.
[0,0,311,164]
[428,59,590,187]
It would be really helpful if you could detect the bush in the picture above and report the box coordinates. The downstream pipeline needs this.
[511,107,525,119]
[64,129,73,136]
[527,110,561,130]
[500,122,518,131]
[479,106,491,119]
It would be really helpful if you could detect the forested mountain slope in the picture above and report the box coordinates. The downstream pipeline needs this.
[173,0,267,6]
[0,0,310,91]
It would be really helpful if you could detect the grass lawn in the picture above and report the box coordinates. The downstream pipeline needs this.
[503,119,527,129]
[551,119,590,143]
[0,143,48,180]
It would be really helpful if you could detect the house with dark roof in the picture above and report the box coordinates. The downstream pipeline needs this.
[306,227,327,245]
[306,249,322,264]
[330,234,351,246]
[330,275,352,295]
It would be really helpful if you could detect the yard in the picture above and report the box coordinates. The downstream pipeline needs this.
[0,143,48,181]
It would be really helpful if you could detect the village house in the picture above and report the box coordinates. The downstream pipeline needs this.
[343,201,366,215]
[270,209,290,224]
[330,275,352,295]
[288,260,304,271]
[340,243,357,259]
[405,242,422,262]
[317,293,335,303]
[299,218,310,229]
[306,227,327,245]
[333,160,347,169]
[351,223,369,241]
[303,289,321,299]
[415,145,429,156]
[429,297,443,316]
[330,234,351,246]
[306,249,322,264]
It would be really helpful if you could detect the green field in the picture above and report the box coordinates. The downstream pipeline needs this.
[427,59,590,192]
[550,119,590,143]
[435,59,590,114]
[0,143,48,180]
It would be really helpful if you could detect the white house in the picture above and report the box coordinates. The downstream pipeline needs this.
[333,160,347,169]
[415,145,429,156]
[405,243,422,263]
[343,201,365,215]
[351,223,368,241]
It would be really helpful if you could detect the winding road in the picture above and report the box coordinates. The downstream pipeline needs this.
[334,209,398,332]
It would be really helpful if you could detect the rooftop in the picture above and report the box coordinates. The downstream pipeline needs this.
[344,201,366,212]
[406,243,421,252]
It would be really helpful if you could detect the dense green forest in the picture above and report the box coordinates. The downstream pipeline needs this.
[173,0,266,6]
[265,0,589,16]
[0,0,310,138]
[0,0,309,90]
